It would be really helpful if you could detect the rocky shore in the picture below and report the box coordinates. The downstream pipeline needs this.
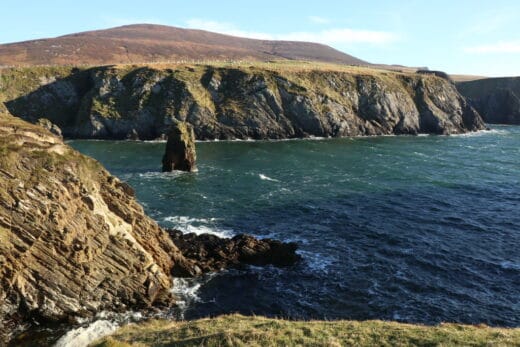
[1,63,485,141]
[0,108,298,344]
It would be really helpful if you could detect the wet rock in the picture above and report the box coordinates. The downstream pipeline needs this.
[168,230,301,273]
[162,122,197,172]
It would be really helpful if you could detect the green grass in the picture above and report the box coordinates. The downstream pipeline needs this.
[91,314,520,347]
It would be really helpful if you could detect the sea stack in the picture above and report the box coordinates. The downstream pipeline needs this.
[162,121,197,172]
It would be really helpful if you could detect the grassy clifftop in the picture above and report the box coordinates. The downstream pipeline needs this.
[93,314,520,347]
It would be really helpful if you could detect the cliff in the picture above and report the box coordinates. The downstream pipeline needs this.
[1,62,485,140]
[0,108,202,336]
[457,77,520,124]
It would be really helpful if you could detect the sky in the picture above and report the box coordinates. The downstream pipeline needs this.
[1,0,519,76]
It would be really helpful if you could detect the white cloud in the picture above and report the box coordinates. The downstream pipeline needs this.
[308,16,331,24]
[464,41,520,54]
[185,19,398,45]
[185,19,272,40]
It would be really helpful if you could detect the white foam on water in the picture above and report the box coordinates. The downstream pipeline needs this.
[164,216,234,238]
[170,275,216,319]
[297,250,336,273]
[54,320,118,347]
[259,174,280,182]
[500,261,520,270]
[446,128,510,137]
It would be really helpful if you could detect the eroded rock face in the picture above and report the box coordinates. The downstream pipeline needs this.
[162,122,197,172]
[0,111,196,337]
[457,77,520,124]
[3,65,485,140]
[169,230,301,272]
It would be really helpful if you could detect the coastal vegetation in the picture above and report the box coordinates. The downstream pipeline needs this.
[93,314,520,347]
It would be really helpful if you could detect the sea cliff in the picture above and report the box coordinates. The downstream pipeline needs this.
[457,77,520,124]
[1,62,485,140]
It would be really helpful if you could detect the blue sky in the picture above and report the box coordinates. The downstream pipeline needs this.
[2,0,519,76]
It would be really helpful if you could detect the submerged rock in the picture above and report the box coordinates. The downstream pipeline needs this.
[169,230,301,272]
[162,122,197,172]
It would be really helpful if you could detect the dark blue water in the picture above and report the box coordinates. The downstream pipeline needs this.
[70,126,520,327]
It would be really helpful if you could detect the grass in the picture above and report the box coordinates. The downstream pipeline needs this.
[91,314,520,347]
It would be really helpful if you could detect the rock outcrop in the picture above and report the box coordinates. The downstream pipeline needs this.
[1,64,485,140]
[162,122,197,172]
[0,110,197,339]
[169,230,301,271]
[457,77,520,124]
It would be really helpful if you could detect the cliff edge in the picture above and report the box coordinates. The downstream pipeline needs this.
[1,63,485,140]
[457,77,520,124]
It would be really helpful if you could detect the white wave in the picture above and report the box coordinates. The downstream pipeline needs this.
[54,320,118,347]
[171,278,202,314]
[259,174,280,182]
[164,216,234,238]
[297,250,336,273]
[446,128,510,137]
[500,261,520,270]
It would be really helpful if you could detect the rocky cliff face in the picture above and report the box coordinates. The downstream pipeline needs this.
[0,109,199,337]
[457,77,520,124]
[1,64,485,140]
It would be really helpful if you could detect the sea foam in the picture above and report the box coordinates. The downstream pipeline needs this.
[164,216,234,238]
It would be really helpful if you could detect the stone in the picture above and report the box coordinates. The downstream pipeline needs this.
[168,230,301,273]
[36,118,62,138]
[162,122,197,172]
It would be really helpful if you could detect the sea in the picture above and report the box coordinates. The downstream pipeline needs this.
[14,126,520,346]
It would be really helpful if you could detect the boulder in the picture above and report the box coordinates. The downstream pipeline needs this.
[162,122,197,172]
[169,230,301,272]
[36,118,63,138]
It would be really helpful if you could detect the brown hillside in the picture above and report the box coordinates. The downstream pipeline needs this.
[0,24,368,66]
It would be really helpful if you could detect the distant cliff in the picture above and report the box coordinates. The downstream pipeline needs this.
[1,63,485,140]
[457,77,520,124]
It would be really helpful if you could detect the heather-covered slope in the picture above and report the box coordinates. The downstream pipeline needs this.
[1,62,485,140]
[0,24,367,66]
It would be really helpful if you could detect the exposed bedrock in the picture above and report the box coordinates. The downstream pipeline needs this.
[457,77,520,124]
[1,65,485,140]
[162,121,197,172]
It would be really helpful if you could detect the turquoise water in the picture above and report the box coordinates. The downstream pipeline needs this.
[70,126,520,326]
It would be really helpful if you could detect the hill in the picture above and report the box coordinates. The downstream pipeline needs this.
[0,24,367,66]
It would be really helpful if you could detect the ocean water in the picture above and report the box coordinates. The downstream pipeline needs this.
[68,126,520,328]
